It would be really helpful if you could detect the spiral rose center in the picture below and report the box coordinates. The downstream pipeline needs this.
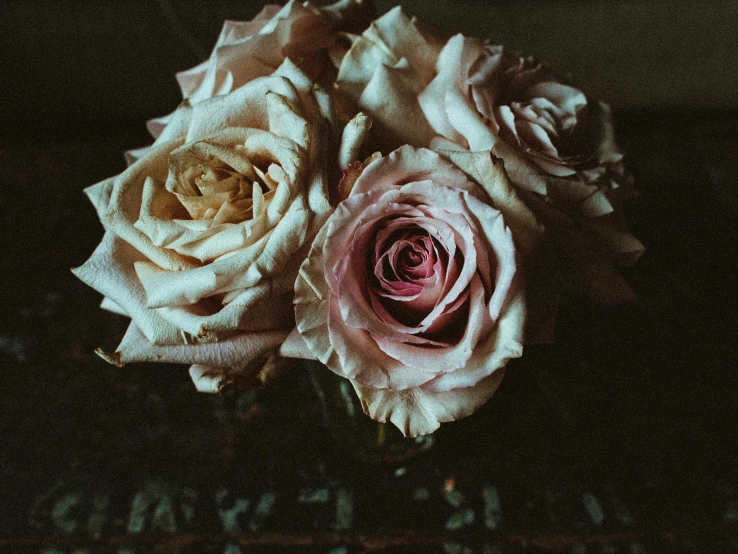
[167,144,279,226]
[368,223,466,332]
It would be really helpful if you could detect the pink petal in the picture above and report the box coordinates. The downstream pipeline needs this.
[352,369,507,437]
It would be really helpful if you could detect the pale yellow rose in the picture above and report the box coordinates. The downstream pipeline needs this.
[74,62,334,392]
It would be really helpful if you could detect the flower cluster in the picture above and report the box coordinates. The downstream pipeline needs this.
[75,0,642,435]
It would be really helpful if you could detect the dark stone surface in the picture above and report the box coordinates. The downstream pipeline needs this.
[0,110,737,552]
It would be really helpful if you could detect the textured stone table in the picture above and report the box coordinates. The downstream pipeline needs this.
[0,110,737,553]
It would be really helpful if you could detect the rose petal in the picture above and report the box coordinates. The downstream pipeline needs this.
[352,369,506,437]
[438,149,544,253]
[422,288,524,392]
[279,327,317,360]
[104,322,287,371]
[71,232,183,345]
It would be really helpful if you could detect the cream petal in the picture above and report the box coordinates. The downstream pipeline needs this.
[338,112,372,168]
[526,81,587,119]
[490,139,548,194]
[124,147,150,166]
[336,6,440,100]
[99,140,201,273]
[418,34,470,146]
[279,327,317,360]
[189,365,230,394]
[99,297,128,316]
[357,62,436,151]
[84,178,115,217]
[71,232,183,345]
[516,119,560,159]
[156,277,296,341]
[173,0,333,103]
[108,322,287,371]
[183,75,301,141]
[146,113,174,140]
[176,59,210,98]
[351,146,477,197]
[267,91,310,149]
[420,34,499,152]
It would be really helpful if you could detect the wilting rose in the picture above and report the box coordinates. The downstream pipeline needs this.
[74,62,333,392]
[282,146,544,436]
[421,35,619,192]
[130,0,374,162]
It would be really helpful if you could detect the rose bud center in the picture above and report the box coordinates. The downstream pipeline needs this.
[166,142,279,225]
[369,223,467,340]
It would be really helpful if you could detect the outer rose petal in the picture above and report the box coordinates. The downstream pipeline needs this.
[419,34,496,151]
[351,146,477,198]
[101,322,287,372]
[279,327,317,360]
[189,365,235,394]
[72,232,183,345]
[353,369,506,437]
[336,7,442,151]
[437,149,544,254]
[130,61,332,162]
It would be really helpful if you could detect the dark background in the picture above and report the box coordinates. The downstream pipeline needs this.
[1,1,737,552]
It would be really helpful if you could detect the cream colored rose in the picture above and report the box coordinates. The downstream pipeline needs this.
[129,0,374,162]
[282,144,543,436]
[74,62,333,392]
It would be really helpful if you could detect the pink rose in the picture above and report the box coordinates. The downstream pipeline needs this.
[421,35,624,193]
[283,146,543,436]
[74,63,334,392]
[419,36,644,302]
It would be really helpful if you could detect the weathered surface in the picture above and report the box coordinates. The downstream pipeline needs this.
[0,110,737,552]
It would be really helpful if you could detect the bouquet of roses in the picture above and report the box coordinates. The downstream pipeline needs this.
[74,0,643,437]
